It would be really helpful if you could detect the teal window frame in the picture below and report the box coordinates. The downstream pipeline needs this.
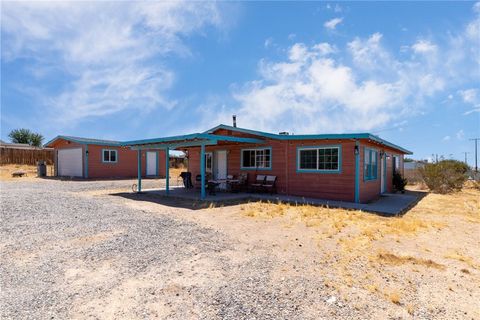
[364,148,378,181]
[296,145,342,173]
[102,149,118,163]
[240,147,272,170]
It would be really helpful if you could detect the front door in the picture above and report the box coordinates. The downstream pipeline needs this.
[215,150,228,189]
[146,151,157,176]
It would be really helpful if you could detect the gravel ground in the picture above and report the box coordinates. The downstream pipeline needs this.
[0,179,351,319]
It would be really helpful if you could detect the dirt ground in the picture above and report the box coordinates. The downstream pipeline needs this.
[0,164,54,180]
[1,177,479,319]
[117,186,480,319]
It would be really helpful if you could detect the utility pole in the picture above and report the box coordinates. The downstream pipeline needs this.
[470,138,479,172]
[461,151,470,165]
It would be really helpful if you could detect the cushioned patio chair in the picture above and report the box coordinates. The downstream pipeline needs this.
[262,175,277,194]
[249,174,266,193]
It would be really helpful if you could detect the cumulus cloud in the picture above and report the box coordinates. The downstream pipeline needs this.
[324,17,343,30]
[411,40,438,54]
[443,135,451,141]
[1,1,226,124]
[456,129,465,140]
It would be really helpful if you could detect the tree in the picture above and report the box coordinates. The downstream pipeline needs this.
[8,128,44,147]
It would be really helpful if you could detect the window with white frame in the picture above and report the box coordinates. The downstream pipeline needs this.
[364,148,378,180]
[103,149,117,163]
[242,148,271,169]
[298,147,340,171]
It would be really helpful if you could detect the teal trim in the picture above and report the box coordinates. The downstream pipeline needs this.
[240,146,273,170]
[165,147,169,195]
[204,124,412,154]
[122,133,264,147]
[354,141,360,203]
[85,145,89,178]
[137,150,142,193]
[200,144,206,200]
[296,145,342,174]
[363,147,378,181]
[131,140,218,150]
[45,135,121,147]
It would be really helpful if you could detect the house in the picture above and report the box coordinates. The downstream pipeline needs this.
[45,136,166,179]
[122,124,411,203]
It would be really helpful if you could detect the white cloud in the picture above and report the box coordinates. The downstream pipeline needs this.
[443,135,451,141]
[411,40,437,54]
[324,17,343,30]
[456,129,465,140]
[459,88,480,114]
[2,1,226,124]
[264,37,274,48]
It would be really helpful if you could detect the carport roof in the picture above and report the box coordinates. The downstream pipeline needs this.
[121,133,265,149]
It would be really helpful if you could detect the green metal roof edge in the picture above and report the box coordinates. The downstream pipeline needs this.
[45,135,122,147]
[205,124,412,154]
[121,133,264,146]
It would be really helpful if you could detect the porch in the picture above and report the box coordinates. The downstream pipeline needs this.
[128,185,422,216]
[122,132,266,200]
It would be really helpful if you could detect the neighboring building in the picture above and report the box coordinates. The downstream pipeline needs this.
[123,124,411,203]
[45,136,166,179]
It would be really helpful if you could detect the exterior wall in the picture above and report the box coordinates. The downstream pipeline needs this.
[52,140,165,179]
[52,139,86,177]
[186,129,359,202]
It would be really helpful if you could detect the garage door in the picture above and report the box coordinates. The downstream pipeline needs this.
[58,148,83,177]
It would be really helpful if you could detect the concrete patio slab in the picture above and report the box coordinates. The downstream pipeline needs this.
[134,186,425,216]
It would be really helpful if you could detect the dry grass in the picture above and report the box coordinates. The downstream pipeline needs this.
[386,290,401,305]
[444,251,478,269]
[376,251,445,269]
[0,164,54,180]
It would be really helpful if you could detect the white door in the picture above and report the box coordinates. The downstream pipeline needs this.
[58,148,83,177]
[146,152,157,176]
[215,150,227,189]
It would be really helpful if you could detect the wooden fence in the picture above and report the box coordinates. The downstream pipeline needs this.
[0,148,54,165]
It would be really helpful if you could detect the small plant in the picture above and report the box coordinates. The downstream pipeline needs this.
[418,160,469,194]
[392,172,407,193]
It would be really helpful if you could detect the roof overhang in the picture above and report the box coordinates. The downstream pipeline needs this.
[122,133,265,150]
[45,135,122,148]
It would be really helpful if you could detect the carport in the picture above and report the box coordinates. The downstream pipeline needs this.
[122,133,265,199]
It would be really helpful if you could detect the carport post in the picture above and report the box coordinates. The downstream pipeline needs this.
[137,149,142,193]
[200,143,206,200]
[165,146,169,195]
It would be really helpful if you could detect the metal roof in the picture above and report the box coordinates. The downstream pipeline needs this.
[205,124,412,154]
[45,135,122,147]
[122,133,264,148]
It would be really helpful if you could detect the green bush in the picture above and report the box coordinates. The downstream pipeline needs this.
[393,172,407,193]
[418,160,469,194]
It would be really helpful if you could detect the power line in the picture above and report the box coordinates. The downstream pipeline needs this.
[461,151,470,165]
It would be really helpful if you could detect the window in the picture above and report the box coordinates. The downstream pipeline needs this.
[297,146,340,172]
[102,149,117,163]
[205,152,213,173]
[393,155,400,173]
[241,148,271,169]
[364,148,378,180]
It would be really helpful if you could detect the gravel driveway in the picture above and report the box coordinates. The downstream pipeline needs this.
[0,179,344,319]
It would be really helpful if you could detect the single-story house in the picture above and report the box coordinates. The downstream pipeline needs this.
[45,136,166,179]
[122,124,411,203]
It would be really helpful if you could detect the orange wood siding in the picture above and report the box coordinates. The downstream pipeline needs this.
[52,139,165,179]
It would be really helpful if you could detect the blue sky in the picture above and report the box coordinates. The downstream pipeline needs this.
[1,1,479,165]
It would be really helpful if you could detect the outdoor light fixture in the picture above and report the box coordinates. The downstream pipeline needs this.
[354,145,359,155]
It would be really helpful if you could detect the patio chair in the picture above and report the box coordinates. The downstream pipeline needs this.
[249,174,266,193]
[179,172,193,189]
[195,173,212,189]
[262,175,277,194]
[229,173,248,193]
